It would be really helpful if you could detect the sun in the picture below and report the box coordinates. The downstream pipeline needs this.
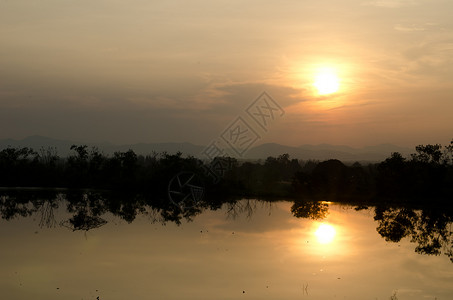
[314,223,336,244]
[313,68,340,95]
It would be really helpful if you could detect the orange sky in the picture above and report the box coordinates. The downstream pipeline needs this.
[1,0,453,148]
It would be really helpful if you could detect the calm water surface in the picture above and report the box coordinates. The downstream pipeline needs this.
[0,194,452,300]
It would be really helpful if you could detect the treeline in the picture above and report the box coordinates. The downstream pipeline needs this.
[1,141,453,203]
[0,145,204,197]
[292,142,453,203]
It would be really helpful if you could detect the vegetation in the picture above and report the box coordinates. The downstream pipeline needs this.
[1,139,453,274]
[0,140,453,204]
[1,139,453,262]
[292,140,453,204]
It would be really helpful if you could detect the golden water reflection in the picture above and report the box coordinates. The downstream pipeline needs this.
[314,223,336,244]
[1,198,453,300]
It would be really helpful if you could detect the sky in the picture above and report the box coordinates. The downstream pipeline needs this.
[1,0,453,148]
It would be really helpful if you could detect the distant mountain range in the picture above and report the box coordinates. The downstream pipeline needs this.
[0,135,415,162]
[245,143,414,162]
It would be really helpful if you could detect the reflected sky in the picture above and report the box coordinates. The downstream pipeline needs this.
[1,200,452,300]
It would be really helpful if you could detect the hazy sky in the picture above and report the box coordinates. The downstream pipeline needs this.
[1,0,453,147]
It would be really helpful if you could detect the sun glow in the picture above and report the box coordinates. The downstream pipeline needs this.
[314,223,336,244]
[313,68,340,95]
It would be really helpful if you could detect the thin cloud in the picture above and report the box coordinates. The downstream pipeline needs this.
[363,0,419,8]
[394,24,426,32]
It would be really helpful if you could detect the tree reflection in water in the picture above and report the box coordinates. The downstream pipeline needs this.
[290,199,453,263]
[0,190,213,231]
[291,200,329,220]
[224,199,274,220]
[1,190,452,262]
[374,205,453,262]
[37,195,60,228]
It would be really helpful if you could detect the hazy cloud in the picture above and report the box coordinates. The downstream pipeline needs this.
[1,0,453,147]
[363,0,419,8]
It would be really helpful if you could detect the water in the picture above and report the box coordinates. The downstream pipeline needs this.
[0,192,452,300]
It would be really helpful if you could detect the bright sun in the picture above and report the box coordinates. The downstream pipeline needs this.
[314,223,336,244]
[313,68,340,95]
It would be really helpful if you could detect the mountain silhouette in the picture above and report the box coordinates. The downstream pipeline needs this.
[0,136,413,162]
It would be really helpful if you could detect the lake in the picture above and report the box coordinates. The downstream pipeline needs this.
[0,191,452,300]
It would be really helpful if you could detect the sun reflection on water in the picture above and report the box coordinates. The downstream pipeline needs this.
[314,223,336,244]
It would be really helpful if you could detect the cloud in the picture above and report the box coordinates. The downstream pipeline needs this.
[394,22,444,32]
[363,0,419,8]
[394,24,426,32]
[207,82,306,110]
[401,39,453,83]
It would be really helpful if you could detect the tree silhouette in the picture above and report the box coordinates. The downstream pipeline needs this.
[374,205,453,262]
[291,200,329,220]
